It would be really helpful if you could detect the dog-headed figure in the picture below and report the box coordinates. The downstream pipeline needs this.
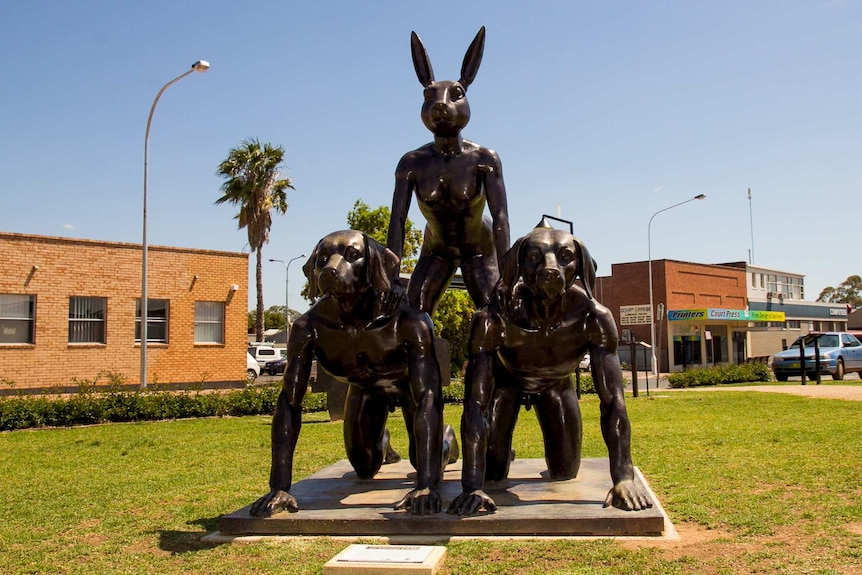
[250,230,455,517]
[448,224,653,516]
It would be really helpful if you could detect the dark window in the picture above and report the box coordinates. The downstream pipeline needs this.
[135,299,169,343]
[69,297,107,343]
[0,294,35,344]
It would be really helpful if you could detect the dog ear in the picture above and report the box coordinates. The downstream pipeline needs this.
[500,236,526,296]
[411,31,435,87]
[573,237,597,300]
[363,234,399,293]
[460,26,485,89]
[303,241,320,300]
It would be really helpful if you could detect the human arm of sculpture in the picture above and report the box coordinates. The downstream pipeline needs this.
[482,149,510,271]
[386,157,415,266]
[394,314,444,515]
[249,320,314,517]
[589,313,652,511]
[447,311,498,516]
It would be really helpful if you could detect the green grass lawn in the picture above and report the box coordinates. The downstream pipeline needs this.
[2,391,861,574]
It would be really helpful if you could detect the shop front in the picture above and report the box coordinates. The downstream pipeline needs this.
[666,308,785,371]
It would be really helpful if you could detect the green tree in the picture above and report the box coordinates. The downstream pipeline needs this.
[817,275,862,309]
[216,139,294,342]
[347,199,422,272]
[431,290,476,375]
[247,306,302,333]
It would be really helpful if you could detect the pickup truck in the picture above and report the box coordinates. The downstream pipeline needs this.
[771,332,862,381]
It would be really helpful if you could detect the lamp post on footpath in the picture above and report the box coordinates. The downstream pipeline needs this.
[648,194,706,382]
[141,60,209,389]
[269,255,305,345]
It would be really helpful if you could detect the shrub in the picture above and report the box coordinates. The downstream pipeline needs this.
[667,362,773,388]
[0,382,329,431]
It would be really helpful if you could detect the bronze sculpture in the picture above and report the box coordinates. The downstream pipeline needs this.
[250,231,457,517]
[387,27,510,313]
[448,224,653,516]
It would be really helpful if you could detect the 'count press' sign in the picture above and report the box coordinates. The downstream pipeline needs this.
[619,304,653,325]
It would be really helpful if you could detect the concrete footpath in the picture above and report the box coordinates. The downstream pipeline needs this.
[621,370,862,402]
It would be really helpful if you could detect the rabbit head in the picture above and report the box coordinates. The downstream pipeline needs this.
[411,26,485,138]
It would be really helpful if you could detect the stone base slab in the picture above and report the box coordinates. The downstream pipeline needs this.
[216,458,670,540]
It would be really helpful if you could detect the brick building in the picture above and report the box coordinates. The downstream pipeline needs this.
[0,232,248,392]
[597,259,749,372]
[596,259,848,373]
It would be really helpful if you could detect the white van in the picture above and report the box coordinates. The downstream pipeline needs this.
[246,352,261,383]
[247,345,279,369]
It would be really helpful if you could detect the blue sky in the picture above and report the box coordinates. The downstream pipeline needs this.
[2,1,860,314]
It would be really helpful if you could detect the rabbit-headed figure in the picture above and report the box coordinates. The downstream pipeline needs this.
[387,26,510,314]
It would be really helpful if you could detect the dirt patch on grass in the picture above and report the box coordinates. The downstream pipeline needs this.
[621,522,861,573]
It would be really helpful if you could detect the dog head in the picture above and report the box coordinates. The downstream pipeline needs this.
[303,230,400,301]
[500,227,596,305]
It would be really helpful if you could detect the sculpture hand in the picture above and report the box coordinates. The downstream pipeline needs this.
[249,489,299,517]
[394,487,442,515]
[447,489,497,516]
[602,479,653,511]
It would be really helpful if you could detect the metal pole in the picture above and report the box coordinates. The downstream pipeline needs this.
[648,194,706,382]
[269,255,305,346]
[141,61,209,389]
[748,188,754,264]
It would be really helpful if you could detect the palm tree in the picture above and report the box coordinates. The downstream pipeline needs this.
[216,139,294,342]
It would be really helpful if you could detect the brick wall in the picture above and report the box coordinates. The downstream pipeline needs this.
[0,232,248,391]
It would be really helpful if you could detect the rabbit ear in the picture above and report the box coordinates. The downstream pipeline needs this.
[411,31,435,87]
[302,242,320,301]
[460,26,485,89]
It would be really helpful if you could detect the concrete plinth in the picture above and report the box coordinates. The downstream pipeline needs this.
[217,458,669,540]
[323,544,446,575]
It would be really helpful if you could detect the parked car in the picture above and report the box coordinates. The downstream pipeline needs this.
[579,353,590,371]
[771,332,862,381]
[246,352,260,383]
[264,356,287,376]
[247,345,280,369]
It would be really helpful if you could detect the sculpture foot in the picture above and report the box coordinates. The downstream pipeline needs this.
[395,486,442,515]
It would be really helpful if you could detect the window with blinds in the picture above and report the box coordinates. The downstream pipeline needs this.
[0,294,36,344]
[195,301,225,344]
[135,299,169,343]
[69,296,107,344]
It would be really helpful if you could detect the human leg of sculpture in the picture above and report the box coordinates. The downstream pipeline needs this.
[406,253,457,313]
[485,380,521,481]
[460,251,500,308]
[343,383,390,479]
[533,378,582,480]
[403,400,458,480]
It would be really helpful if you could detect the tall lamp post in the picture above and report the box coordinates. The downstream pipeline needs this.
[648,194,706,381]
[141,60,209,389]
[269,254,306,345]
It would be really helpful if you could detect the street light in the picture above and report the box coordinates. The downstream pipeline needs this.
[648,193,706,381]
[269,255,306,345]
[141,60,209,389]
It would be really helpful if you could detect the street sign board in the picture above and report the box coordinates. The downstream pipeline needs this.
[619,304,652,325]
